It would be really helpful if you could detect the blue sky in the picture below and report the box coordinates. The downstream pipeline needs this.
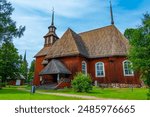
[9,0,150,66]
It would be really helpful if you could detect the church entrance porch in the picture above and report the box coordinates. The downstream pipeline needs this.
[39,59,72,89]
[39,74,71,89]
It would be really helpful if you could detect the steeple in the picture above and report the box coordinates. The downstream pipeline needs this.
[44,8,59,47]
[48,8,55,30]
[51,8,54,26]
[110,0,114,25]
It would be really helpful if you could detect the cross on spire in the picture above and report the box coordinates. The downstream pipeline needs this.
[110,0,114,25]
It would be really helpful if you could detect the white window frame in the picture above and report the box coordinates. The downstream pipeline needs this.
[82,61,87,75]
[95,62,105,77]
[123,60,134,76]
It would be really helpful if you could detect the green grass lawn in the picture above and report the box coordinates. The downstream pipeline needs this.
[0,86,148,100]
[37,87,148,100]
[0,86,81,100]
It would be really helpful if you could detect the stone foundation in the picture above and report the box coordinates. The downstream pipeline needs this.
[98,83,141,88]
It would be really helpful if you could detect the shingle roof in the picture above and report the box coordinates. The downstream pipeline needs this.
[44,31,58,38]
[39,59,71,75]
[44,25,129,59]
[45,28,88,59]
[79,25,129,58]
[34,46,51,57]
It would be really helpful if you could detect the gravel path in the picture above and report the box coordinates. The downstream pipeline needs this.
[18,88,117,100]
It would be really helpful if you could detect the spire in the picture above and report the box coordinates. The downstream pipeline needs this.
[48,7,56,30]
[51,7,54,26]
[110,0,114,25]
[44,7,59,47]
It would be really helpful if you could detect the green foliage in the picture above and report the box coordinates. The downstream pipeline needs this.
[125,13,150,99]
[29,60,35,73]
[20,52,28,81]
[27,60,35,84]
[124,28,137,40]
[0,82,7,87]
[0,41,21,83]
[0,76,2,89]
[0,0,25,43]
[71,72,92,93]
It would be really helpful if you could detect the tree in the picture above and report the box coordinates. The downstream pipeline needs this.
[0,0,25,43]
[125,13,150,99]
[124,28,137,40]
[28,60,35,84]
[71,72,92,92]
[20,51,28,81]
[0,41,21,83]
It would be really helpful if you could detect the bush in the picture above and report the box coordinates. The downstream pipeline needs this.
[71,72,92,93]
[0,82,6,87]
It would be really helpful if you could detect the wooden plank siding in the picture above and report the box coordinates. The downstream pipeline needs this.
[33,56,45,85]
[33,56,141,87]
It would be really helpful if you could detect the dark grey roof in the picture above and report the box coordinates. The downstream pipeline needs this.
[39,59,71,75]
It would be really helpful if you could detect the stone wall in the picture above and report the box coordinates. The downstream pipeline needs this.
[98,83,142,88]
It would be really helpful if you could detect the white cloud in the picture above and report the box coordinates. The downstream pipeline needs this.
[9,0,94,18]
[8,0,150,66]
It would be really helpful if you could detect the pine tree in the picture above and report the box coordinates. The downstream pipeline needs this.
[20,51,28,81]
[28,60,35,84]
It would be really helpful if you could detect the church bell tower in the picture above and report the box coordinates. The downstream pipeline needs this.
[44,9,59,47]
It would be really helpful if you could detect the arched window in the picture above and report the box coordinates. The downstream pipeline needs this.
[82,61,87,75]
[95,62,105,77]
[123,60,134,76]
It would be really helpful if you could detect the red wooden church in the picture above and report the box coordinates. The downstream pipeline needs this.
[33,2,141,88]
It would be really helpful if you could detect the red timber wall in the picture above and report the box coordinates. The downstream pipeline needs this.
[58,56,140,85]
[8,80,24,85]
[34,55,141,87]
[55,56,85,88]
[88,57,141,85]
[57,56,82,80]
[33,56,45,85]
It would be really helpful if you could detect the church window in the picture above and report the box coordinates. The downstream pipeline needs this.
[82,61,87,75]
[95,62,105,77]
[123,60,134,76]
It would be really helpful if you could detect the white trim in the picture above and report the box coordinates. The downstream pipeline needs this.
[40,76,42,81]
[82,61,87,75]
[123,60,134,76]
[57,74,60,82]
[95,62,105,77]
